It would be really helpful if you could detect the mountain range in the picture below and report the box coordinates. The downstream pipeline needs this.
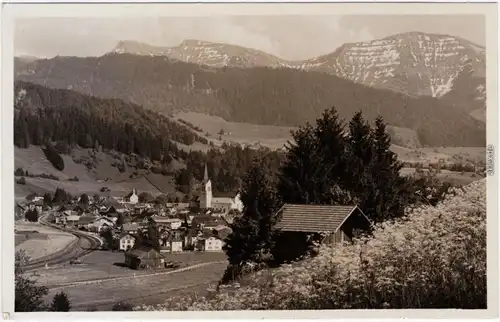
[110,31,486,116]
[13,31,487,148]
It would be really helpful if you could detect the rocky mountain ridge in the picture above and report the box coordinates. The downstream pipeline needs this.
[110,32,486,111]
[112,39,288,68]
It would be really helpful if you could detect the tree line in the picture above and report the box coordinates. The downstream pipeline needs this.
[175,144,284,194]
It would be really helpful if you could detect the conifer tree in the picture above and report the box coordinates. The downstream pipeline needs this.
[223,156,281,282]
[147,218,160,251]
[277,122,322,204]
[15,251,48,312]
[50,292,71,312]
[369,116,407,221]
[313,107,351,204]
[278,107,351,205]
[345,111,374,195]
[14,109,30,148]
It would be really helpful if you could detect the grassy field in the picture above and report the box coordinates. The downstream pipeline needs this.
[399,168,481,185]
[31,251,226,286]
[176,112,486,164]
[174,111,295,150]
[46,261,227,311]
[35,250,227,311]
[15,221,77,261]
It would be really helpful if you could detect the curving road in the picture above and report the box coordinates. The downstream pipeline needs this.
[22,214,102,271]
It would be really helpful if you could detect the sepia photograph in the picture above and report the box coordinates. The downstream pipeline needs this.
[1,1,498,318]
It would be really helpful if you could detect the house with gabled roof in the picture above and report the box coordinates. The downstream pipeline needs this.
[66,215,81,226]
[191,215,223,231]
[88,216,114,233]
[274,204,372,262]
[196,229,225,252]
[152,217,183,230]
[78,215,96,229]
[115,233,136,251]
[122,222,140,235]
[158,232,184,253]
[212,225,232,240]
[124,246,165,270]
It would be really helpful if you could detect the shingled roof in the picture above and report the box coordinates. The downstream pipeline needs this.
[275,204,370,233]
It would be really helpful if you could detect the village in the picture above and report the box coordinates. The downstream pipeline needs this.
[17,164,243,271]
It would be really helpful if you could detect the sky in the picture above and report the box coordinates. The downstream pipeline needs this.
[15,15,485,61]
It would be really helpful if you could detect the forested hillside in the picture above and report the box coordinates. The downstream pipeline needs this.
[14,81,207,162]
[15,54,486,147]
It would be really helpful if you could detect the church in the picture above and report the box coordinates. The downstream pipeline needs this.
[199,164,244,213]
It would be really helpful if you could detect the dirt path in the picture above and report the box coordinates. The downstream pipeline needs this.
[49,260,227,290]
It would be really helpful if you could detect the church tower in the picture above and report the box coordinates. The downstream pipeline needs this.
[201,163,212,208]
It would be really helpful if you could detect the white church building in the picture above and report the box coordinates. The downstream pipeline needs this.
[124,189,139,205]
[199,164,243,213]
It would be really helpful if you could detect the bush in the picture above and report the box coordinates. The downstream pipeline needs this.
[52,188,72,204]
[26,193,38,201]
[17,177,26,185]
[136,179,486,311]
[37,173,59,181]
[54,141,71,155]
[154,194,168,205]
[79,193,90,204]
[138,192,154,203]
[150,165,162,174]
[15,168,25,176]
[42,145,65,171]
[68,176,79,182]
[112,301,134,311]
[25,209,39,222]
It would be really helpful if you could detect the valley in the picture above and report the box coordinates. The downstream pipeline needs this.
[13,23,489,313]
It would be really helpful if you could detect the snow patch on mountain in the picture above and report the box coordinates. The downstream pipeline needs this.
[110,32,486,103]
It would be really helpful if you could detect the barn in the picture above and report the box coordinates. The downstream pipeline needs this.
[274,204,372,262]
[124,246,165,270]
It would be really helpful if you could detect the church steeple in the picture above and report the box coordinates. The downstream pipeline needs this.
[203,163,209,183]
[201,163,212,209]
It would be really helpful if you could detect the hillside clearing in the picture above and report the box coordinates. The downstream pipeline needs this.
[14,146,176,199]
